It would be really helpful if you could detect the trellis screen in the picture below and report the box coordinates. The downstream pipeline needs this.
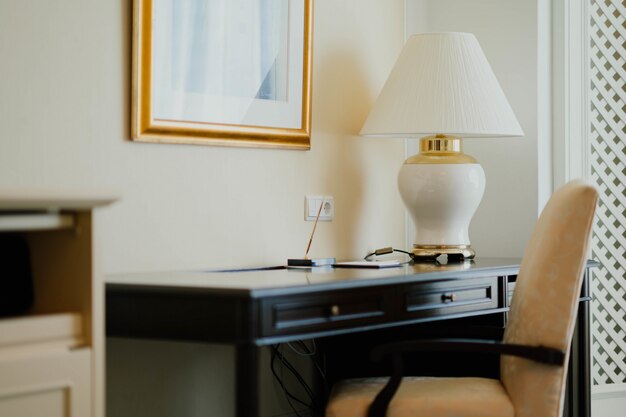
[589,0,626,386]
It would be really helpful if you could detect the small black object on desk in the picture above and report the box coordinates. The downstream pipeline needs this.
[287,258,336,267]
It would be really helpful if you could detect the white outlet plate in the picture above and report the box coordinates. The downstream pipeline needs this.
[305,195,334,221]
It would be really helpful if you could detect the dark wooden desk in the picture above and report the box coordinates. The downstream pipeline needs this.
[106,258,596,417]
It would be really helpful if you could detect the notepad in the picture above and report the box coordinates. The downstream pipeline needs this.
[332,260,401,269]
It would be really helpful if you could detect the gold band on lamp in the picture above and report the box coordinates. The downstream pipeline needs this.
[405,136,479,165]
[411,244,476,260]
[420,135,461,152]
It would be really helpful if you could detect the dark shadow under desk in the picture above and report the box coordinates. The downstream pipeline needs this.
[106,258,597,417]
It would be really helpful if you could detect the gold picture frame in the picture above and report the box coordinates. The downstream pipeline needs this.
[131,0,313,149]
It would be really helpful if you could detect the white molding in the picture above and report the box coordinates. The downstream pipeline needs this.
[537,0,553,213]
[593,384,626,400]
[403,0,426,251]
[552,0,591,187]
[404,0,410,251]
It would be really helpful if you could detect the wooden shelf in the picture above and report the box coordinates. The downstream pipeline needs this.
[0,213,74,232]
[0,313,83,350]
[0,189,115,417]
[0,188,118,211]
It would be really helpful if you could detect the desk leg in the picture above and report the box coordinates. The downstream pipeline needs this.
[236,344,259,417]
[564,299,591,417]
[575,299,591,417]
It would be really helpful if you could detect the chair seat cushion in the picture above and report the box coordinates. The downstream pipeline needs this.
[326,376,515,417]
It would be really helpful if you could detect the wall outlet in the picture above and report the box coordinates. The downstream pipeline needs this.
[305,195,334,221]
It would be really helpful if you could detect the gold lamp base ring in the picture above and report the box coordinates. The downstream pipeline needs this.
[411,245,476,262]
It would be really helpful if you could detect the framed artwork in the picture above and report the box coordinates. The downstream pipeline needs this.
[131,0,313,149]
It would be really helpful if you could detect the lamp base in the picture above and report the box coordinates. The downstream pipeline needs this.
[410,244,475,262]
[398,135,485,263]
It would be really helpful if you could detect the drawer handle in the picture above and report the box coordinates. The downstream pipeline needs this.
[441,293,457,303]
[330,305,341,316]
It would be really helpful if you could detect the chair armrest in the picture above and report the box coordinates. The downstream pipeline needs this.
[370,338,565,365]
[366,338,565,417]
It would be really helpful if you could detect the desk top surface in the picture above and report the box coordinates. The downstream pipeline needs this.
[107,257,525,297]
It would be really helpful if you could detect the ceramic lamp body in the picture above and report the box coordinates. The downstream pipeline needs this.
[398,162,485,246]
[396,136,486,259]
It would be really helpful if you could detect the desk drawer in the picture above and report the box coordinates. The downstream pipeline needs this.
[401,277,498,319]
[507,277,588,308]
[507,281,516,306]
[260,288,390,337]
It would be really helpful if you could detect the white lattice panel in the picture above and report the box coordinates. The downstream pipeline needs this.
[589,0,626,386]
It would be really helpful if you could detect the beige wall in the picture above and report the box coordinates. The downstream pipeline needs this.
[0,1,405,416]
[0,0,406,274]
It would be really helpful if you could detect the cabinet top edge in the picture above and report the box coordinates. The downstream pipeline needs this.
[0,188,119,211]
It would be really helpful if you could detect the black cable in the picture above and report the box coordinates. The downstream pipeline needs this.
[287,339,316,356]
[272,345,312,402]
[274,345,316,401]
[364,247,412,260]
[270,342,329,417]
[271,350,310,416]
[270,345,313,416]
[289,340,329,408]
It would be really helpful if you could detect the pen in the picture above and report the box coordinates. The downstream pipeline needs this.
[304,198,325,259]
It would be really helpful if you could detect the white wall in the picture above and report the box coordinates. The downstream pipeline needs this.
[592,384,626,417]
[0,0,406,274]
[405,0,552,257]
[0,1,405,416]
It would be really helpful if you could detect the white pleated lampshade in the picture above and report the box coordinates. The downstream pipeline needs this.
[360,32,524,138]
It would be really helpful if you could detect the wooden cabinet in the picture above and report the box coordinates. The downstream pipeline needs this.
[0,190,116,417]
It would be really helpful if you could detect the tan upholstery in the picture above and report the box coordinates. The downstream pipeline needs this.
[327,377,514,417]
[501,181,598,417]
[326,180,598,417]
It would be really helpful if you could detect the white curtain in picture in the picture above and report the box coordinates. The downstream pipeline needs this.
[153,0,288,124]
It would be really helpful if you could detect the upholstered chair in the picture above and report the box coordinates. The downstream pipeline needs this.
[326,180,598,417]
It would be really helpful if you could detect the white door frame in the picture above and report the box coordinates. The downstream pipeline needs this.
[552,0,591,186]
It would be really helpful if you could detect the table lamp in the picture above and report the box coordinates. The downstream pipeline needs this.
[361,32,523,261]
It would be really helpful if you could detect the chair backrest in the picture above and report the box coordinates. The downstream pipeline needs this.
[501,180,597,417]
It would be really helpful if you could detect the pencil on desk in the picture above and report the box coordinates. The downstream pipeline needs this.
[304,198,325,259]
